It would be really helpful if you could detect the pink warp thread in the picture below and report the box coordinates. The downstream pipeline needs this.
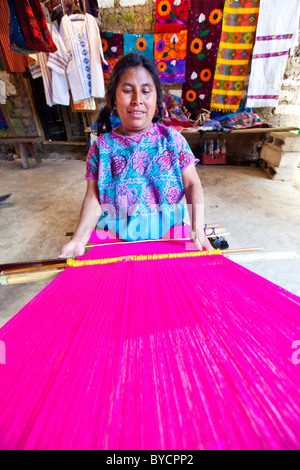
[0,228,300,449]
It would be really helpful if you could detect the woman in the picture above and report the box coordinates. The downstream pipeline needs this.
[59,53,211,258]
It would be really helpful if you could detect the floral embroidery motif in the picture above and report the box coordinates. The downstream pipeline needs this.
[100,194,116,215]
[157,149,176,172]
[165,184,181,205]
[85,123,198,221]
[111,154,127,177]
[145,186,162,210]
[132,151,150,175]
[117,184,138,212]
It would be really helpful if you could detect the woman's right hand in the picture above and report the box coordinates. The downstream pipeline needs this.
[58,239,87,259]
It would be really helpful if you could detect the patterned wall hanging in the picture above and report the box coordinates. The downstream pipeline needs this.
[155,0,191,33]
[101,32,124,59]
[154,30,187,60]
[124,34,154,59]
[102,58,119,84]
[246,0,300,108]
[156,58,186,84]
[182,0,225,114]
[210,0,260,113]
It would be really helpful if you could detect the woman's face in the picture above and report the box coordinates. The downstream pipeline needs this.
[115,66,157,136]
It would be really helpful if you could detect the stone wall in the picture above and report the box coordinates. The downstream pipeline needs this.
[98,0,156,34]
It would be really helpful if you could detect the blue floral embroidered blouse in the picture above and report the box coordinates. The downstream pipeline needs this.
[85,122,198,240]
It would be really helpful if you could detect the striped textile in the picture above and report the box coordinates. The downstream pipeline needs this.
[182,0,225,114]
[210,0,260,112]
[246,0,300,108]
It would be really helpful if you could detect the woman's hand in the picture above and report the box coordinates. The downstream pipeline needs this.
[58,239,87,259]
[190,229,212,252]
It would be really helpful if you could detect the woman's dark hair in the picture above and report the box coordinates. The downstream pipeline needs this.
[96,53,163,134]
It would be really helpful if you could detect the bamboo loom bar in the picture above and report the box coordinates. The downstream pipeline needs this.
[0,246,267,285]
[1,249,298,285]
[0,232,230,275]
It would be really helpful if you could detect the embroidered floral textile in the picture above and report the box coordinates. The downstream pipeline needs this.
[155,0,191,33]
[101,32,124,59]
[124,34,154,59]
[154,30,187,60]
[182,0,225,113]
[156,58,186,83]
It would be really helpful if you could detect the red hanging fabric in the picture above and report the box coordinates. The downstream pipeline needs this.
[0,0,28,72]
[12,0,57,54]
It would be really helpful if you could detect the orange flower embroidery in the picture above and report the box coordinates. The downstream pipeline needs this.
[157,0,171,17]
[200,68,212,82]
[186,90,197,102]
[101,38,108,53]
[157,61,167,72]
[190,38,203,54]
[209,8,223,25]
[136,37,147,51]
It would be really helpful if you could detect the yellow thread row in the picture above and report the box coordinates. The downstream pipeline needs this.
[224,6,259,14]
[66,249,222,267]
[222,25,257,33]
[214,74,246,81]
[217,58,249,65]
[211,89,242,96]
[219,41,253,50]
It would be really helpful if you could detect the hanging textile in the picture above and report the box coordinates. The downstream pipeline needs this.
[12,0,57,54]
[154,30,188,61]
[0,0,28,72]
[182,0,225,114]
[155,0,191,33]
[46,24,70,106]
[1,230,300,449]
[210,0,260,113]
[29,22,70,107]
[123,34,154,60]
[102,58,119,84]
[156,58,186,84]
[7,0,38,55]
[246,0,300,108]
[101,32,124,59]
[59,13,106,102]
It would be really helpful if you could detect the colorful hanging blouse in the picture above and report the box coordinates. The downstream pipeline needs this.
[86,123,198,240]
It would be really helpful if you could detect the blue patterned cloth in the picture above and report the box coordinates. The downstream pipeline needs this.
[123,34,154,59]
[86,123,198,240]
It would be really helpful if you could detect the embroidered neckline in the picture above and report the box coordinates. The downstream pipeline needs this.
[111,123,156,141]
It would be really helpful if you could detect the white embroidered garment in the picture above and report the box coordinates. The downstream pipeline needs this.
[47,22,70,106]
[246,0,300,108]
[59,13,106,102]
[29,23,70,107]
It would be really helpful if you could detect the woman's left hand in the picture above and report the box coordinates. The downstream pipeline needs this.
[190,229,212,252]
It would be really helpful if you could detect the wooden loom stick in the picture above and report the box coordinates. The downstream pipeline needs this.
[1,249,299,286]
[0,234,231,275]
[0,246,263,285]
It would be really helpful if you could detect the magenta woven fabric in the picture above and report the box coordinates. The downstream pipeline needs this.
[0,229,300,449]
